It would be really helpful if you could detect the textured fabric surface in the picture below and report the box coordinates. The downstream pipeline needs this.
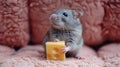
[98,43,120,67]
[0,45,15,56]
[0,45,104,67]
[0,45,15,60]
[101,0,120,42]
[0,0,29,47]
[0,56,104,67]
[13,45,45,58]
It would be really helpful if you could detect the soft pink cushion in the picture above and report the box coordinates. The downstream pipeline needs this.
[98,43,120,67]
[0,45,104,67]
[0,45,15,60]
[13,45,45,58]
[0,0,29,47]
[0,45,15,55]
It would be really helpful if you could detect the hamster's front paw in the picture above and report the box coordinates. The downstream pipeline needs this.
[62,46,71,53]
[53,39,60,42]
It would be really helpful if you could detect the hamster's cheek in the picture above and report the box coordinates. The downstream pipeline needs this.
[51,23,61,28]
[58,22,65,26]
[52,22,65,29]
[52,25,62,30]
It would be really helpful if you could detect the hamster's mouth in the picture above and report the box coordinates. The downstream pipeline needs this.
[51,22,60,26]
[51,22,63,29]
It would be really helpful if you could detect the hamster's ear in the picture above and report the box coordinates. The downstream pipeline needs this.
[72,9,84,18]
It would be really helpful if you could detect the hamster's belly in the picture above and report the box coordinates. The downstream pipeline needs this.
[56,31,73,42]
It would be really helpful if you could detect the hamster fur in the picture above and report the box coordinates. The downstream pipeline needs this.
[44,9,84,58]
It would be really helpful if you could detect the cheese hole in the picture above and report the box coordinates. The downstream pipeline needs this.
[55,54,60,58]
[52,50,57,54]
[54,48,59,52]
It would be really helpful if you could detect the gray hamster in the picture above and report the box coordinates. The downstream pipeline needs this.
[44,9,84,59]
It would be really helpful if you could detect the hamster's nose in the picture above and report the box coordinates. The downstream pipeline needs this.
[50,14,58,20]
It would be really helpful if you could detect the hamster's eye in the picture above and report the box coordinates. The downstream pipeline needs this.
[63,12,68,17]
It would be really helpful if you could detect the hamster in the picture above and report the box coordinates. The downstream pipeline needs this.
[44,9,84,59]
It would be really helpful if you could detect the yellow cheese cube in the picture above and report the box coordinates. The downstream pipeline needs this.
[46,41,66,60]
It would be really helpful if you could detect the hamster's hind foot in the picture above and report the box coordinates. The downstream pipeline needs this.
[75,55,85,60]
